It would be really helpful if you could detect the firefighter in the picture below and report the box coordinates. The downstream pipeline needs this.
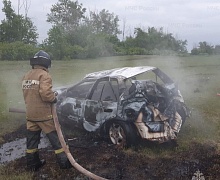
[22,50,72,171]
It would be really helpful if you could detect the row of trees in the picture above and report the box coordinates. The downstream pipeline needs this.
[0,0,38,60]
[40,0,189,59]
[0,0,38,44]
[191,42,220,55]
[43,0,121,59]
[0,0,219,60]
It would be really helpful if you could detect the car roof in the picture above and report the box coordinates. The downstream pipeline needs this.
[84,66,156,79]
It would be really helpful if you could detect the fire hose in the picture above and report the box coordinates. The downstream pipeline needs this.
[9,106,108,180]
[52,105,107,180]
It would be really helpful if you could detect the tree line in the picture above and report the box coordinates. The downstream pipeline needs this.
[0,0,219,61]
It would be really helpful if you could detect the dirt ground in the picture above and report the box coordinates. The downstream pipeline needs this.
[1,124,220,180]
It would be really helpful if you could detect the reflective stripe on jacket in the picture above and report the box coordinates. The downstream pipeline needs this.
[22,65,56,121]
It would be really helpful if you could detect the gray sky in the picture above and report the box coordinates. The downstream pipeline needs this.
[1,0,220,51]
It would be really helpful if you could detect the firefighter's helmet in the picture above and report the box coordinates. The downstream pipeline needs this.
[30,50,51,68]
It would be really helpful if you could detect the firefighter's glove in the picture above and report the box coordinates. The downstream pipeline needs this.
[54,91,58,96]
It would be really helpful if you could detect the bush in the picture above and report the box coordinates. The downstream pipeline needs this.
[0,42,38,60]
[125,47,146,55]
[71,45,87,59]
[191,48,199,55]
[85,34,116,58]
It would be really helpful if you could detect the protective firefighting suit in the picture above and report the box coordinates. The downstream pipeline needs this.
[22,63,71,171]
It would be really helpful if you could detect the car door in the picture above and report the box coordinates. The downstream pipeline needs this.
[83,77,119,132]
[60,80,95,126]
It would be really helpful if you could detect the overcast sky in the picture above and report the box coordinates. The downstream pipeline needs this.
[1,0,220,51]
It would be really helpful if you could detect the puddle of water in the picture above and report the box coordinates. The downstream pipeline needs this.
[0,133,50,164]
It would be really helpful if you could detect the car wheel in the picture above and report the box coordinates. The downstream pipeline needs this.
[106,120,137,147]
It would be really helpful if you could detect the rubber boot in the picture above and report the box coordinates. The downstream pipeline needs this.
[46,131,72,169]
[26,152,46,171]
[56,151,72,169]
[26,130,46,171]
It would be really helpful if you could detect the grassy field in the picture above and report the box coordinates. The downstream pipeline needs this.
[0,55,220,179]
[0,55,220,144]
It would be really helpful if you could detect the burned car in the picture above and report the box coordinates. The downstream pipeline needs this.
[56,66,190,146]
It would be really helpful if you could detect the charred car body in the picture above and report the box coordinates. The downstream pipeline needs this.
[56,66,190,146]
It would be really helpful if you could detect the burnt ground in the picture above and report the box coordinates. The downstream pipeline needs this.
[1,124,220,180]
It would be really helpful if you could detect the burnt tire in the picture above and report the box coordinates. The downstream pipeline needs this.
[106,120,137,147]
